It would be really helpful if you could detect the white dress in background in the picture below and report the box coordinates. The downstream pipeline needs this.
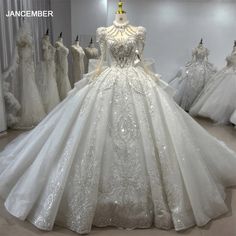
[71,41,85,83]
[84,41,99,73]
[36,35,60,113]
[172,43,216,111]
[55,39,71,100]
[0,23,236,234]
[2,81,21,128]
[190,47,236,124]
[14,22,46,129]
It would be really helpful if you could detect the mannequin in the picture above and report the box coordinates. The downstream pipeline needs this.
[84,37,99,73]
[55,32,71,100]
[171,38,216,111]
[71,35,85,83]
[36,29,60,113]
[114,1,129,26]
[192,38,209,62]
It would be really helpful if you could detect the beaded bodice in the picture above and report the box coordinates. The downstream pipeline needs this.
[192,46,209,62]
[96,23,146,68]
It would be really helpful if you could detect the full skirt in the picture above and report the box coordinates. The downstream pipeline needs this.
[190,67,236,124]
[0,66,236,234]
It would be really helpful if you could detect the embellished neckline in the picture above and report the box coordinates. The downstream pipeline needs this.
[113,20,129,29]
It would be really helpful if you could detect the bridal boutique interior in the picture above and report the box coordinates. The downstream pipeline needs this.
[0,0,236,236]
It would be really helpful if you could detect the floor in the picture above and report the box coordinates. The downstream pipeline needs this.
[0,118,236,236]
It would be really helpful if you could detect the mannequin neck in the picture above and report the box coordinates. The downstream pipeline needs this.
[58,37,63,43]
[75,41,80,47]
[198,44,204,49]
[113,13,129,26]
[43,35,50,43]
[89,43,95,48]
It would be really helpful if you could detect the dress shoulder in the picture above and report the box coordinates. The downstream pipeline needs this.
[96,27,106,43]
[137,26,146,41]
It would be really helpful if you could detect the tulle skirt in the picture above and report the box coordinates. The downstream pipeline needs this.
[0,66,236,234]
[190,67,236,124]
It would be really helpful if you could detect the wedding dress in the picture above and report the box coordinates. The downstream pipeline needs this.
[171,43,216,111]
[36,35,60,113]
[190,48,236,124]
[84,40,99,73]
[14,22,46,129]
[1,22,236,234]
[55,39,72,100]
[71,42,85,83]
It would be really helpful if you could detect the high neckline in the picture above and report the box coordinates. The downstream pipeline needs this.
[113,20,129,29]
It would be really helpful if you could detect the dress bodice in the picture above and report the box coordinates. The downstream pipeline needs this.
[192,47,209,62]
[42,38,55,62]
[96,24,146,68]
[84,46,99,59]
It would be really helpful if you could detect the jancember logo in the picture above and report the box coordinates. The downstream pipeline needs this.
[6,11,53,17]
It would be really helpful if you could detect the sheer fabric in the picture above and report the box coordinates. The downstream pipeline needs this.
[171,45,217,111]
[0,24,236,234]
[190,50,236,124]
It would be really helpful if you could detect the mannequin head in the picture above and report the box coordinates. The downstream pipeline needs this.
[58,32,63,42]
[75,35,80,45]
[198,38,203,48]
[43,29,50,41]
[89,37,94,47]
[114,1,128,25]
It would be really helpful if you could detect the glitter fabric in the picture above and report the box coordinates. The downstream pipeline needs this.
[0,23,236,234]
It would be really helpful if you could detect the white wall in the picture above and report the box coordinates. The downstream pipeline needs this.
[108,0,236,81]
[70,0,107,47]
[51,0,72,46]
[51,0,236,82]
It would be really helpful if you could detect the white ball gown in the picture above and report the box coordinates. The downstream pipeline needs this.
[172,42,216,111]
[14,22,46,129]
[190,47,236,124]
[0,22,236,234]
[36,35,60,113]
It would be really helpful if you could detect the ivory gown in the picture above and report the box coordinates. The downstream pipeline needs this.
[190,48,236,124]
[0,23,236,234]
